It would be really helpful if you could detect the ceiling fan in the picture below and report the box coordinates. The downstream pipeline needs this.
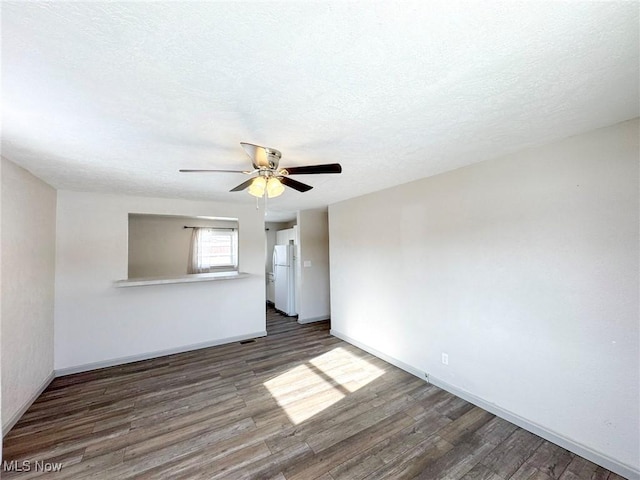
[180,142,342,198]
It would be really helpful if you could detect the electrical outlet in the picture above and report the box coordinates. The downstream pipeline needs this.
[424,372,430,383]
[441,353,449,365]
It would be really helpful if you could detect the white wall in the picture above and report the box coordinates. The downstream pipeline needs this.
[54,191,266,372]
[1,158,56,432]
[128,214,238,278]
[329,119,639,477]
[297,208,330,323]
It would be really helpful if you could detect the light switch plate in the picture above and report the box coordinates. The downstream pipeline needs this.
[303,260,312,267]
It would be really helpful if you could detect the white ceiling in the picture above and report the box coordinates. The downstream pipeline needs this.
[2,1,638,222]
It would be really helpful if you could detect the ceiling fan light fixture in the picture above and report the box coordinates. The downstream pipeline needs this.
[181,142,341,196]
[247,176,267,197]
[266,177,285,198]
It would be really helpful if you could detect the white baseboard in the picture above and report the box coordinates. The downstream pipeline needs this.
[330,329,639,480]
[55,331,268,377]
[298,315,330,324]
[2,371,55,437]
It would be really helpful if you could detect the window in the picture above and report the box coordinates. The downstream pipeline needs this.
[127,214,239,279]
[190,227,238,273]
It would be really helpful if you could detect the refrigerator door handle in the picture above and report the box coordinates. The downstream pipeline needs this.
[273,249,277,281]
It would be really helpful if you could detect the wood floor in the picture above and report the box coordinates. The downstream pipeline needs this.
[2,307,625,479]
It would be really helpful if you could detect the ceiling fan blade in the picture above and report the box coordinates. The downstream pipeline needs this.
[280,176,313,193]
[240,142,281,169]
[180,169,248,173]
[230,178,256,192]
[281,163,342,175]
[240,142,269,168]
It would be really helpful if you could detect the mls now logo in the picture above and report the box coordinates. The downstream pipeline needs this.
[3,460,63,472]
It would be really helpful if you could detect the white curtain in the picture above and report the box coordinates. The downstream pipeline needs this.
[187,227,204,274]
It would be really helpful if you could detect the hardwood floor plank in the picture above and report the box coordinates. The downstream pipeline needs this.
[107,418,292,479]
[129,389,240,429]
[461,463,507,480]
[413,440,496,480]
[368,408,453,464]
[282,411,416,480]
[63,449,129,480]
[329,453,385,480]
[558,456,612,480]
[363,434,454,479]
[4,424,128,462]
[526,440,574,479]
[233,442,313,480]
[481,428,544,479]
[264,370,421,455]
[1,448,86,480]
[83,398,249,460]
[435,395,476,421]
[437,406,495,445]
[1,307,623,480]
[304,394,416,453]
[123,416,255,461]
[607,473,628,480]
[6,405,126,442]
[185,441,273,480]
[509,462,555,480]
[463,416,519,447]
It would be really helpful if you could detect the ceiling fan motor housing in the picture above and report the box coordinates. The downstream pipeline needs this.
[254,147,281,170]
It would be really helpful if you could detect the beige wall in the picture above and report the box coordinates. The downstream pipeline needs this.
[1,158,56,433]
[328,119,639,477]
[297,208,330,323]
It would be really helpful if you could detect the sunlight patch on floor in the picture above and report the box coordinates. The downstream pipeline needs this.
[309,346,385,392]
[263,347,386,425]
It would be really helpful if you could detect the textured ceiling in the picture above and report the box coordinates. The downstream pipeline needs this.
[2,1,638,221]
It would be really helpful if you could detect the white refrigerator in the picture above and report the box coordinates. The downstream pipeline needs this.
[273,244,296,316]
